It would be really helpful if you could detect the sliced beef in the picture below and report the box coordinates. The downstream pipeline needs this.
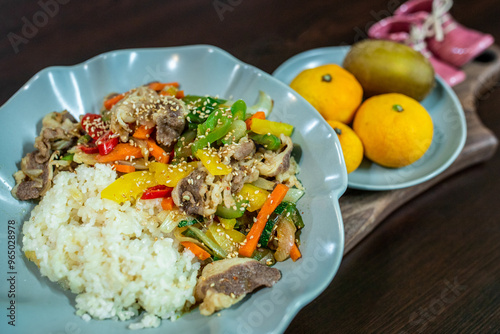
[34,127,72,163]
[12,152,53,201]
[153,96,186,147]
[195,257,281,315]
[229,165,259,194]
[13,110,80,201]
[232,139,255,161]
[172,169,208,215]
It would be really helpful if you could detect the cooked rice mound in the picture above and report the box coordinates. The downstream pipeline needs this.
[22,164,200,329]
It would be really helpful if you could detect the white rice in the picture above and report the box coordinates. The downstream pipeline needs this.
[22,164,200,329]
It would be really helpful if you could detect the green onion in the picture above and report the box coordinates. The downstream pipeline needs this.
[282,188,304,203]
[187,226,227,258]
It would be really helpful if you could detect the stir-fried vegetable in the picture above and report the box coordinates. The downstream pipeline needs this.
[249,133,281,150]
[250,118,294,137]
[112,164,135,173]
[259,202,288,247]
[181,241,211,261]
[290,243,302,262]
[247,91,273,116]
[187,225,227,258]
[147,139,169,164]
[230,99,246,120]
[245,111,265,130]
[149,161,198,187]
[140,185,173,199]
[183,95,227,124]
[101,171,156,204]
[237,184,269,212]
[104,93,126,110]
[161,197,175,210]
[215,198,249,219]
[96,143,143,163]
[197,149,232,176]
[192,109,233,155]
[239,184,289,257]
[133,125,154,140]
[207,222,246,254]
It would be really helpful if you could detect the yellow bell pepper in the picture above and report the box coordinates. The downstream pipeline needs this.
[101,171,156,204]
[250,118,294,137]
[149,161,198,187]
[219,217,237,230]
[207,222,246,254]
[237,183,270,212]
[196,149,232,176]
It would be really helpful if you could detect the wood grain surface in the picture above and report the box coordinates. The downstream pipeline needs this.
[1,1,499,333]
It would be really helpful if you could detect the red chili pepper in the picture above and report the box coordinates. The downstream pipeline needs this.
[78,144,99,154]
[81,114,107,140]
[141,185,173,199]
[96,130,119,156]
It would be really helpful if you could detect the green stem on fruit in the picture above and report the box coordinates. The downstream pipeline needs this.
[392,104,404,112]
[322,74,332,82]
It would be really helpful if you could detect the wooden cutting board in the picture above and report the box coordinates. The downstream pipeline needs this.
[342,45,500,254]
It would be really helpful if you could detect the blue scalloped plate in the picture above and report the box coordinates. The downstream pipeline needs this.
[273,46,467,191]
[0,45,347,334]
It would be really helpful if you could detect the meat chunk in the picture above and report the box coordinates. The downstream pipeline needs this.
[195,257,281,315]
[109,87,186,146]
[12,110,80,201]
[12,152,55,201]
[172,169,208,215]
[257,135,293,177]
[153,96,186,146]
[232,139,255,161]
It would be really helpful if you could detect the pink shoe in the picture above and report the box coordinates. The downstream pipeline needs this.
[368,14,466,86]
[394,0,494,67]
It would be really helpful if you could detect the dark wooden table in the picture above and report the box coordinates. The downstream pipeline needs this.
[1,1,499,333]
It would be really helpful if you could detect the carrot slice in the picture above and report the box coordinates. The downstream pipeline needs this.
[175,90,185,99]
[133,125,154,140]
[112,164,136,173]
[239,184,289,257]
[104,93,125,110]
[290,243,302,262]
[245,111,266,130]
[147,139,169,164]
[161,197,175,210]
[96,143,143,163]
[181,241,211,260]
[148,82,180,91]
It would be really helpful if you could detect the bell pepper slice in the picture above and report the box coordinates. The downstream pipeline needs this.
[149,161,199,187]
[78,144,99,154]
[81,113,107,140]
[249,133,281,150]
[215,198,249,219]
[101,171,156,204]
[250,118,294,137]
[230,99,247,121]
[183,95,227,124]
[96,130,119,156]
[196,149,232,176]
[237,183,270,212]
[140,184,173,199]
[191,109,233,155]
